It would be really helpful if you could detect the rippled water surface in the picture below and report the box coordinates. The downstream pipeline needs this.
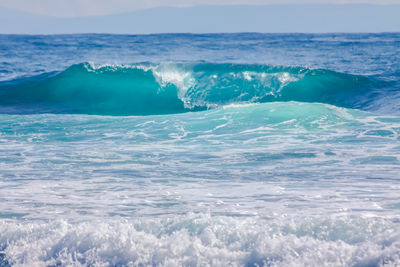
[0,33,400,266]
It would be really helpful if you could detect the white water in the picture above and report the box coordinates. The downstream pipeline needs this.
[1,103,400,266]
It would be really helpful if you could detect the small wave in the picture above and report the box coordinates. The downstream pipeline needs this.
[0,62,381,116]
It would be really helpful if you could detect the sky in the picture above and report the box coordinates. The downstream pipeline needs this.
[1,0,400,17]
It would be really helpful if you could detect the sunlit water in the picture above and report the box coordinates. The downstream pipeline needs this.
[0,33,400,266]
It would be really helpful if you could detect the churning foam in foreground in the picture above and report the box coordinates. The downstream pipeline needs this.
[0,215,400,266]
[0,102,400,266]
[0,62,381,115]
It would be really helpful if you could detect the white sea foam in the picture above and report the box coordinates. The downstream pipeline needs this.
[152,64,196,104]
[0,215,399,266]
[1,104,400,266]
[1,32,400,267]
[84,62,153,73]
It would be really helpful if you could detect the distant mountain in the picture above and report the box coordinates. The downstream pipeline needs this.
[1,4,400,34]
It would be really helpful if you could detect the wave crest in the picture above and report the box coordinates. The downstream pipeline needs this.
[0,62,377,115]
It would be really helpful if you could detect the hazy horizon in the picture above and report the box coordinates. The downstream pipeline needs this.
[1,4,400,34]
[1,0,400,18]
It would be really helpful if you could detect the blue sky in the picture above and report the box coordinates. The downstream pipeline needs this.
[1,1,399,33]
[1,0,399,17]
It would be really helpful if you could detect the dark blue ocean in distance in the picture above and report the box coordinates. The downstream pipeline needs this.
[0,33,400,266]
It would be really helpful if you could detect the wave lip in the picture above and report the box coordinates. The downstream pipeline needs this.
[0,62,378,116]
[0,63,187,115]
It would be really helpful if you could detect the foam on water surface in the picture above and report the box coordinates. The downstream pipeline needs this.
[0,103,400,265]
[1,215,400,266]
[1,33,400,266]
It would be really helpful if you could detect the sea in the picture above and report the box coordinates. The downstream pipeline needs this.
[0,33,400,266]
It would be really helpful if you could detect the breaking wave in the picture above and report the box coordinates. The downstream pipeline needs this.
[0,62,382,115]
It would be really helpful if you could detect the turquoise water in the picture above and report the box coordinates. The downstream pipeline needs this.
[0,33,400,266]
[0,63,376,115]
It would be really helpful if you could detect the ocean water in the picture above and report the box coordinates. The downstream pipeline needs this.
[0,33,400,266]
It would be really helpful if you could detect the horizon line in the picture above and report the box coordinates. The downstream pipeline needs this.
[2,3,400,19]
[1,32,399,36]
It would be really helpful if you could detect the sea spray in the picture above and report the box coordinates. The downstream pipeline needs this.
[0,62,380,115]
[1,33,400,266]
